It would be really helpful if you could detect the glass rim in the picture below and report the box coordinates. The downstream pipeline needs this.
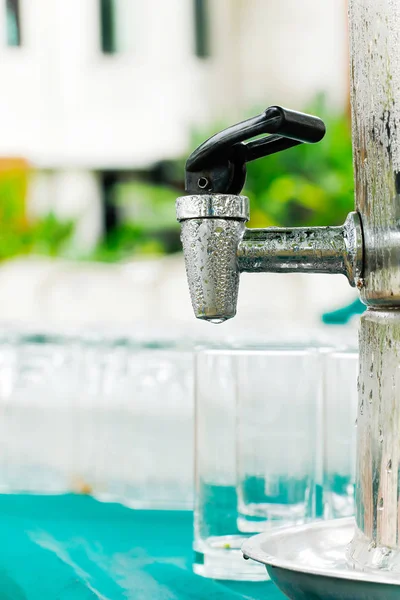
[326,349,359,359]
[196,346,319,357]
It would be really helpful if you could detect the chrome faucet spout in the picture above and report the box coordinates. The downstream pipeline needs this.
[176,194,248,323]
[237,212,363,286]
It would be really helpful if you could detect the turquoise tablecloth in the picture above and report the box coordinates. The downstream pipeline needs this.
[0,494,286,599]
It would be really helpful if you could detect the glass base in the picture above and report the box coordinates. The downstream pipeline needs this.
[193,535,269,581]
[347,524,400,572]
[238,501,310,533]
[237,515,298,533]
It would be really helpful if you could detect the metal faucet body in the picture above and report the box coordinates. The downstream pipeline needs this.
[177,0,400,571]
[177,194,363,322]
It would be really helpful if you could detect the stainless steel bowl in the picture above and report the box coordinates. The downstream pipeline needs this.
[242,518,400,599]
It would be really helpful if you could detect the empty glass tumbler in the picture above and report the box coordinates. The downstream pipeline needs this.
[194,346,321,581]
[236,348,320,532]
[0,330,194,509]
[323,349,358,519]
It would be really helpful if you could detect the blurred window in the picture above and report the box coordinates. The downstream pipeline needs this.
[100,0,117,54]
[100,0,134,55]
[194,0,209,58]
[6,0,21,47]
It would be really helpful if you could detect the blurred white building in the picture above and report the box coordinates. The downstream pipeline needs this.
[0,0,348,249]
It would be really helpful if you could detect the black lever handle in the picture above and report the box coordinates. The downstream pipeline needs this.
[185,106,326,195]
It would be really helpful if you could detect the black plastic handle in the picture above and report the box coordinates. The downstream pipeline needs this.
[184,106,326,195]
[186,106,326,172]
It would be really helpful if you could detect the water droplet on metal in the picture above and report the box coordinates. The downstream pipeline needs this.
[379,429,384,443]
[387,459,392,473]
[369,390,373,403]
[355,418,358,427]
[378,498,384,511]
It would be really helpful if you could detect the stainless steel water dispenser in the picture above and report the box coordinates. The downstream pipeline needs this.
[177,0,400,572]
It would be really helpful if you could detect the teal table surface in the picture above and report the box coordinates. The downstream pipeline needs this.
[0,494,286,599]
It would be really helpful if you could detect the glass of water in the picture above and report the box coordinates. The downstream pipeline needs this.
[194,345,320,581]
[323,349,358,519]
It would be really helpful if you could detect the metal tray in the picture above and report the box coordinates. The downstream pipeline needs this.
[242,518,400,599]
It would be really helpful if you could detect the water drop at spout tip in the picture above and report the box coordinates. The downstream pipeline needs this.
[197,313,231,324]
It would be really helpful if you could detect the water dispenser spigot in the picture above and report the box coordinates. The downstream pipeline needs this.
[177,106,363,323]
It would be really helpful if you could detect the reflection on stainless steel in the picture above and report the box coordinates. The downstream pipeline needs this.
[242,519,400,599]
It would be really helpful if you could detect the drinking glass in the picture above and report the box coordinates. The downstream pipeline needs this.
[236,348,320,532]
[194,346,320,581]
[323,349,358,519]
[0,331,79,492]
[0,329,195,509]
[80,336,194,509]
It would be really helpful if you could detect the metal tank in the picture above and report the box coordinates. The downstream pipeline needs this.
[176,0,400,571]
[347,0,400,569]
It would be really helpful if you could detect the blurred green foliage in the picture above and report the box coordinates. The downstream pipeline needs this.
[0,161,74,261]
[90,181,179,261]
[91,223,166,262]
[0,97,355,263]
[0,213,74,260]
[25,214,74,256]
